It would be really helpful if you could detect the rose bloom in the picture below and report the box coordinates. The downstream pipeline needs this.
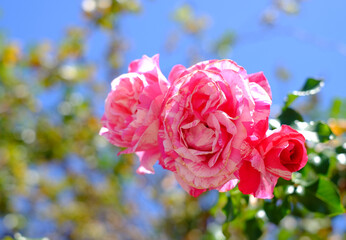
[100,55,169,174]
[238,125,308,198]
[159,59,272,197]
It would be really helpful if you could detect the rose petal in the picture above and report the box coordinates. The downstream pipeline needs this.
[168,64,187,83]
[238,161,261,195]
[248,72,272,99]
[136,149,161,174]
[238,161,278,199]
[265,148,292,180]
[217,178,239,192]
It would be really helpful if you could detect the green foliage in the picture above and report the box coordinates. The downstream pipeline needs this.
[0,2,144,239]
[276,78,345,220]
[292,121,335,143]
[306,176,343,215]
[278,107,304,125]
[218,77,345,239]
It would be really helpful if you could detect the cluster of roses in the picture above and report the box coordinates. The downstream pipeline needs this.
[100,54,308,199]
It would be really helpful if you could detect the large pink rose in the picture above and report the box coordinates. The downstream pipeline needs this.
[238,125,308,198]
[159,59,272,197]
[100,55,169,174]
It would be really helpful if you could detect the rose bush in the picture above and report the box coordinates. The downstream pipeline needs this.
[159,60,272,197]
[100,55,309,199]
[100,55,169,174]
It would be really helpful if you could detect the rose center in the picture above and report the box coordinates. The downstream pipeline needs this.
[184,123,215,151]
[279,141,302,172]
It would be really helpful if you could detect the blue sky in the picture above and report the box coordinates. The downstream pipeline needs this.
[1,0,345,116]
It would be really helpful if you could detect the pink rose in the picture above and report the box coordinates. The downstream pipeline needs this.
[259,125,308,179]
[100,55,169,174]
[238,125,308,198]
[160,59,272,197]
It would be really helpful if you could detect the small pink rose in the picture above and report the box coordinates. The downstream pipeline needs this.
[100,55,169,174]
[237,125,308,198]
[258,125,308,180]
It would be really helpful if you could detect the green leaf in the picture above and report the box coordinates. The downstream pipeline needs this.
[293,121,334,143]
[309,152,330,175]
[278,107,304,125]
[293,164,319,186]
[284,94,299,109]
[277,228,294,240]
[276,178,294,187]
[245,218,263,240]
[283,78,324,109]
[222,195,239,222]
[336,144,346,154]
[264,197,290,225]
[298,176,344,215]
[301,78,324,92]
[313,176,344,214]
[315,121,334,142]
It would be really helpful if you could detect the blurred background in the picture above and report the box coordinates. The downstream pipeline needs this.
[0,0,345,239]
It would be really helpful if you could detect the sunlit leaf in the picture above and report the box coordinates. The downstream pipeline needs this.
[283,78,324,109]
[293,121,334,143]
[278,107,303,125]
[298,176,344,215]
